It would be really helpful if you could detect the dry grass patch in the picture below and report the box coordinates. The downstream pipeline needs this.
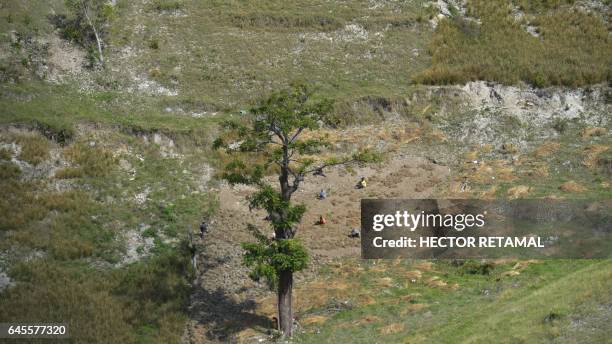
[380,322,405,334]
[301,315,329,326]
[480,186,498,198]
[581,127,607,138]
[512,260,540,271]
[496,166,517,181]
[377,277,394,288]
[63,143,116,177]
[405,270,422,280]
[413,261,434,271]
[354,315,382,325]
[481,144,494,153]
[502,270,521,277]
[288,280,355,314]
[464,150,479,161]
[582,144,608,168]
[426,276,448,288]
[469,161,515,184]
[559,180,586,193]
[256,296,279,318]
[534,142,561,157]
[507,185,530,198]
[356,294,376,306]
[525,163,549,178]
[13,132,50,165]
[368,262,390,273]
[399,303,429,316]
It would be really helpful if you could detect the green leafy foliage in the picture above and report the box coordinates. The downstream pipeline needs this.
[248,184,307,233]
[216,85,377,299]
[242,225,309,289]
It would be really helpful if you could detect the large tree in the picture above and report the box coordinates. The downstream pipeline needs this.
[214,84,378,336]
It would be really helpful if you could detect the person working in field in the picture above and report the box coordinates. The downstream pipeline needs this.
[199,220,209,239]
[318,215,326,225]
[318,189,327,200]
[313,167,326,177]
[357,177,367,189]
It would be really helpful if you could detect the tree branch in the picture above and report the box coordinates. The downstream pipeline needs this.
[289,127,304,143]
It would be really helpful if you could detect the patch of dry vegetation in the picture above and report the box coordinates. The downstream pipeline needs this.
[507,185,531,198]
[582,144,608,168]
[0,147,12,160]
[60,143,116,178]
[559,180,586,192]
[581,127,607,138]
[534,142,561,158]
[12,132,50,165]
[414,0,611,87]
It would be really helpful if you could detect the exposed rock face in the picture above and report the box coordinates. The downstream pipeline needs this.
[460,81,607,124]
[423,81,610,149]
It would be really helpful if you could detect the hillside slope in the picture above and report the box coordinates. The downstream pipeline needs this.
[0,0,610,343]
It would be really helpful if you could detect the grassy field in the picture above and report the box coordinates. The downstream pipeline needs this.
[0,0,435,107]
[291,259,612,343]
[0,0,610,343]
[0,112,218,342]
[443,112,612,200]
[414,0,611,87]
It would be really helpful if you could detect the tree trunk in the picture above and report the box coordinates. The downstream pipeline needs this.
[83,4,104,65]
[91,24,104,65]
[277,269,293,336]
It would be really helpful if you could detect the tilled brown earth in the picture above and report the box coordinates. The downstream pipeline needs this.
[185,152,450,343]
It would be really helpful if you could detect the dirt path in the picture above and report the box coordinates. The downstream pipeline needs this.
[186,152,451,343]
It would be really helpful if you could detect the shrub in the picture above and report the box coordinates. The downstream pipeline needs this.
[0,161,21,180]
[13,132,50,165]
[148,39,159,50]
[459,260,495,275]
[63,143,116,177]
[0,148,12,160]
[552,118,569,133]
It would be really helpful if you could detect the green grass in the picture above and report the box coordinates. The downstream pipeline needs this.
[0,1,610,343]
[0,248,194,344]
[11,131,50,165]
[0,82,225,139]
[294,259,612,343]
[0,118,217,342]
[101,0,435,110]
[414,0,611,87]
[498,127,610,199]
